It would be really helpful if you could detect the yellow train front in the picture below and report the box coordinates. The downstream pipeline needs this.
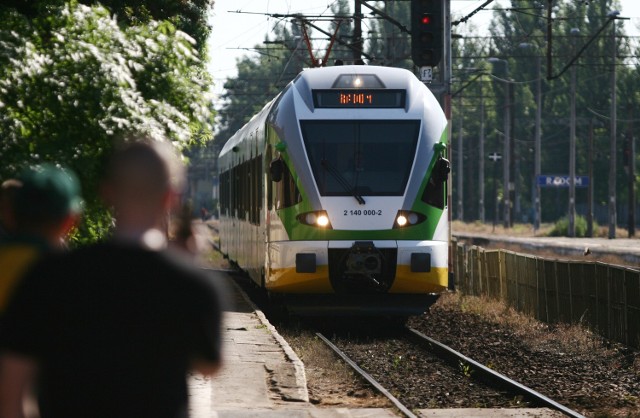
[218,65,449,316]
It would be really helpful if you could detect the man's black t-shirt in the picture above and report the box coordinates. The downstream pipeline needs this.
[0,242,224,418]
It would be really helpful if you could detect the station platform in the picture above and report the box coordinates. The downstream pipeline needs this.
[187,269,398,418]
[454,231,640,267]
[186,268,565,418]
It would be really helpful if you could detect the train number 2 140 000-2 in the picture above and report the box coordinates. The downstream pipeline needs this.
[344,209,382,216]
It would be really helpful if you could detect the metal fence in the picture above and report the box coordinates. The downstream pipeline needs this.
[454,242,640,349]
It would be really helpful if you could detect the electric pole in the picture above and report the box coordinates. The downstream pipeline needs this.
[569,28,579,237]
[353,0,363,63]
[608,16,617,239]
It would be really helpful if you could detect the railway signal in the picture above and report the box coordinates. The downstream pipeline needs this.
[411,0,444,67]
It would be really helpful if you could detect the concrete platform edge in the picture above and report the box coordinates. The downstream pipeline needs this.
[227,278,310,403]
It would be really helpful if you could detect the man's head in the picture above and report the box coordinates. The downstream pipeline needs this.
[101,139,185,232]
[14,164,83,242]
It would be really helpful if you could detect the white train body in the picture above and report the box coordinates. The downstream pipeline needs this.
[218,65,450,315]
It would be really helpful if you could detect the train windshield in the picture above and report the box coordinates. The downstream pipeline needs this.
[300,120,420,197]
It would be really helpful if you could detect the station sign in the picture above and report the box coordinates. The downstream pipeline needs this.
[537,175,589,188]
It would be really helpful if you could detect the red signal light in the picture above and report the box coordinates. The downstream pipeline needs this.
[421,14,431,25]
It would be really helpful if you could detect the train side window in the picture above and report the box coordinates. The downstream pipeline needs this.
[250,156,262,225]
[219,170,229,216]
[232,166,238,217]
[422,157,450,209]
[275,161,302,209]
[266,149,274,210]
[257,158,263,221]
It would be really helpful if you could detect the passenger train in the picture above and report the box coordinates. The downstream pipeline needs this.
[218,65,450,316]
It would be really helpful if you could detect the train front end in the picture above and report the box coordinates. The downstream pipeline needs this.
[266,65,449,316]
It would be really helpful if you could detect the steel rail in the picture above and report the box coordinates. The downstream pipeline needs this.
[406,327,586,418]
[315,332,417,418]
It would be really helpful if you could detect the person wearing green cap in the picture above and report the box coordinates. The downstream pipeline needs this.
[0,164,83,316]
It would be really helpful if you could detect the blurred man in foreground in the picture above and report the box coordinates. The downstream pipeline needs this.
[0,140,226,418]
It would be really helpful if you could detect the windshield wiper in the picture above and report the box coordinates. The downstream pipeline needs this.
[321,159,365,205]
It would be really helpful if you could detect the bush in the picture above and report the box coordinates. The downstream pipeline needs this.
[548,215,591,237]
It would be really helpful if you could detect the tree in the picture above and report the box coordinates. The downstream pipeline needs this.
[0,0,214,53]
[215,21,305,146]
[325,0,354,64]
[458,0,640,227]
[0,2,213,242]
[366,1,412,69]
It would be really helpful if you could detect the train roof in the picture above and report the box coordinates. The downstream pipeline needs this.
[219,65,442,162]
[293,65,420,90]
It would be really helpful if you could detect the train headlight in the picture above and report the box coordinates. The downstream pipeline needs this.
[317,214,330,227]
[297,211,332,229]
[394,211,426,228]
[305,213,317,225]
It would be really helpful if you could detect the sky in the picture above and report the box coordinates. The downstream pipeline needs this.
[206,0,640,109]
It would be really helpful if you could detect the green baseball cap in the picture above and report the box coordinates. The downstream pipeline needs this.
[15,163,83,223]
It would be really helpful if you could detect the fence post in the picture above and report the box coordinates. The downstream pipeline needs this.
[624,270,629,345]
[554,261,561,322]
[596,264,601,338]
[498,250,505,302]
[607,265,612,341]
[541,258,549,323]
[568,263,574,323]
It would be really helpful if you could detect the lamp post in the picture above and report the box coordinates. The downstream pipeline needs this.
[488,57,511,228]
[519,43,542,231]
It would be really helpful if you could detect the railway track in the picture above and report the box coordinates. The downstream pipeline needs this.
[317,327,585,418]
[224,259,639,416]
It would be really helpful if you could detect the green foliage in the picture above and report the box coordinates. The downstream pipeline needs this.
[0,2,214,242]
[451,0,639,225]
[215,22,305,147]
[0,0,214,54]
[68,202,114,247]
[392,354,403,368]
[458,360,474,378]
[366,1,412,69]
[326,0,354,64]
[548,215,590,237]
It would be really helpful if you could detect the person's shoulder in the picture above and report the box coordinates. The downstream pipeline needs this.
[63,241,130,260]
[24,241,111,273]
[160,250,231,307]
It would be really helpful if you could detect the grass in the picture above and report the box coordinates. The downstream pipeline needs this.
[438,292,607,355]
